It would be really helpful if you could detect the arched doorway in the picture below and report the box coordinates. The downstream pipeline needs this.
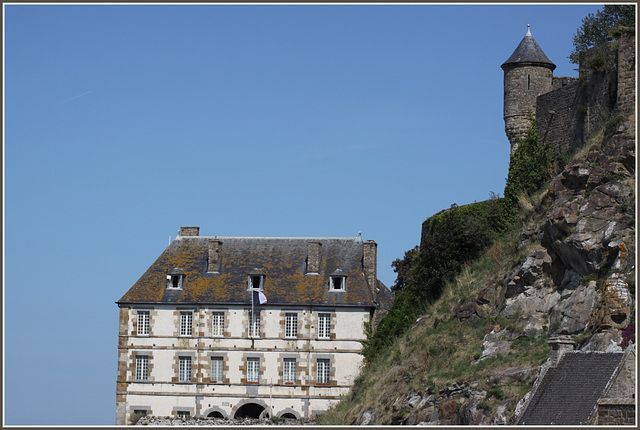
[281,413,297,420]
[234,403,265,419]
[207,411,224,418]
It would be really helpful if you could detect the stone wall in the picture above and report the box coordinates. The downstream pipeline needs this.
[615,31,636,114]
[536,40,620,155]
[594,346,636,425]
[534,31,635,157]
[536,79,583,153]
[551,76,580,90]
[596,403,635,425]
[577,41,620,136]
[135,416,317,426]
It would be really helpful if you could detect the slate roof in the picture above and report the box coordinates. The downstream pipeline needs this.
[502,25,556,70]
[517,351,624,425]
[117,236,382,308]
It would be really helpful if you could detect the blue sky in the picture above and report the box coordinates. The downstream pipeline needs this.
[4,2,603,425]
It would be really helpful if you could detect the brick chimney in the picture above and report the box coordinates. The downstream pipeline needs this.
[548,335,575,366]
[307,242,322,274]
[363,239,378,292]
[208,240,222,273]
[180,226,200,237]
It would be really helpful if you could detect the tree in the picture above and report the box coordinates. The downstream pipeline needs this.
[570,5,636,63]
[390,246,418,292]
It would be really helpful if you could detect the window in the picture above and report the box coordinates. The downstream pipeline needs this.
[212,312,224,337]
[248,274,264,290]
[135,355,149,380]
[176,411,190,419]
[133,410,148,416]
[138,311,149,335]
[180,312,192,336]
[283,358,296,384]
[248,311,260,338]
[318,313,331,339]
[210,357,223,383]
[166,273,184,289]
[179,356,192,382]
[285,313,298,338]
[317,359,330,384]
[247,357,260,383]
[329,276,346,291]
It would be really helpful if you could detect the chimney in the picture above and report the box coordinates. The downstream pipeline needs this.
[208,240,222,273]
[548,335,574,366]
[307,242,322,274]
[363,239,378,292]
[180,226,200,237]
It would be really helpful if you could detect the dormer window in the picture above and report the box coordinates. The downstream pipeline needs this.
[166,268,185,289]
[248,271,265,291]
[328,270,346,291]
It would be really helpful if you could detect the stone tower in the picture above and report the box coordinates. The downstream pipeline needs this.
[502,25,556,153]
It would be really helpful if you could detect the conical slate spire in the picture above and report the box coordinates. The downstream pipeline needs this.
[501,24,556,70]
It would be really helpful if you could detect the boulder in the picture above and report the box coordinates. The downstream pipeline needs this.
[358,408,376,425]
[492,399,513,425]
[460,401,490,425]
[438,400,460,424]
[549,283,597,334]
[588,273,633,331]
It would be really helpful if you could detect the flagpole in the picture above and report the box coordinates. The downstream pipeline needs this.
[251,289,255,349]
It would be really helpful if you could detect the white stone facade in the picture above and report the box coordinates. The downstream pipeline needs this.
[116,304,370,424]
[116,231,392,425]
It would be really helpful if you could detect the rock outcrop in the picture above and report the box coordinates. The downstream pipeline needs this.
[503,120,635,342]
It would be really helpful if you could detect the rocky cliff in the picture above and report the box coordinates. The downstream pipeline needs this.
[505,121,635,348]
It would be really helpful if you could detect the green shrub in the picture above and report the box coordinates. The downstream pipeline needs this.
[487,386,505,400]
[588,53,607,72]
[503,113,552,222]
[604,115,625,139]
[363,197,508,360]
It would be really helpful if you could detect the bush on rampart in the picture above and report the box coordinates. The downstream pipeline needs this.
[362,197,507,360]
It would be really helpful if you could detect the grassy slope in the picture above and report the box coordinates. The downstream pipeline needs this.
[319,225,549,424]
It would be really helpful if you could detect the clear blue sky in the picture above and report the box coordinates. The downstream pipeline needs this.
[4,2,603,425]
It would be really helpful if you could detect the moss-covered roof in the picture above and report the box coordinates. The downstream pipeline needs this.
[117,236,380,308]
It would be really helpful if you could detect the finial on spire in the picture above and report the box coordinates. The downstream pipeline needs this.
[526,24,531,36]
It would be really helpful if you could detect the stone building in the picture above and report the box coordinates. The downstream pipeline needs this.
[515,337,635,425]
[502,24,556,153]
[115,226,391,425]
[502,26,635,154]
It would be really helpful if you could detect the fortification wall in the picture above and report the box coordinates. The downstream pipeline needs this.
[537,79,582,152]
[615,31,636,114]
[534,31,634,155]
[551,76,580,91]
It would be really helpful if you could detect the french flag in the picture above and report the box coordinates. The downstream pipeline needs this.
[253,290,268,306]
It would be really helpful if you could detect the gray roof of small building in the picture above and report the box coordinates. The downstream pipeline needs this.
[502,25,556,70]
[517,351,624,425]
